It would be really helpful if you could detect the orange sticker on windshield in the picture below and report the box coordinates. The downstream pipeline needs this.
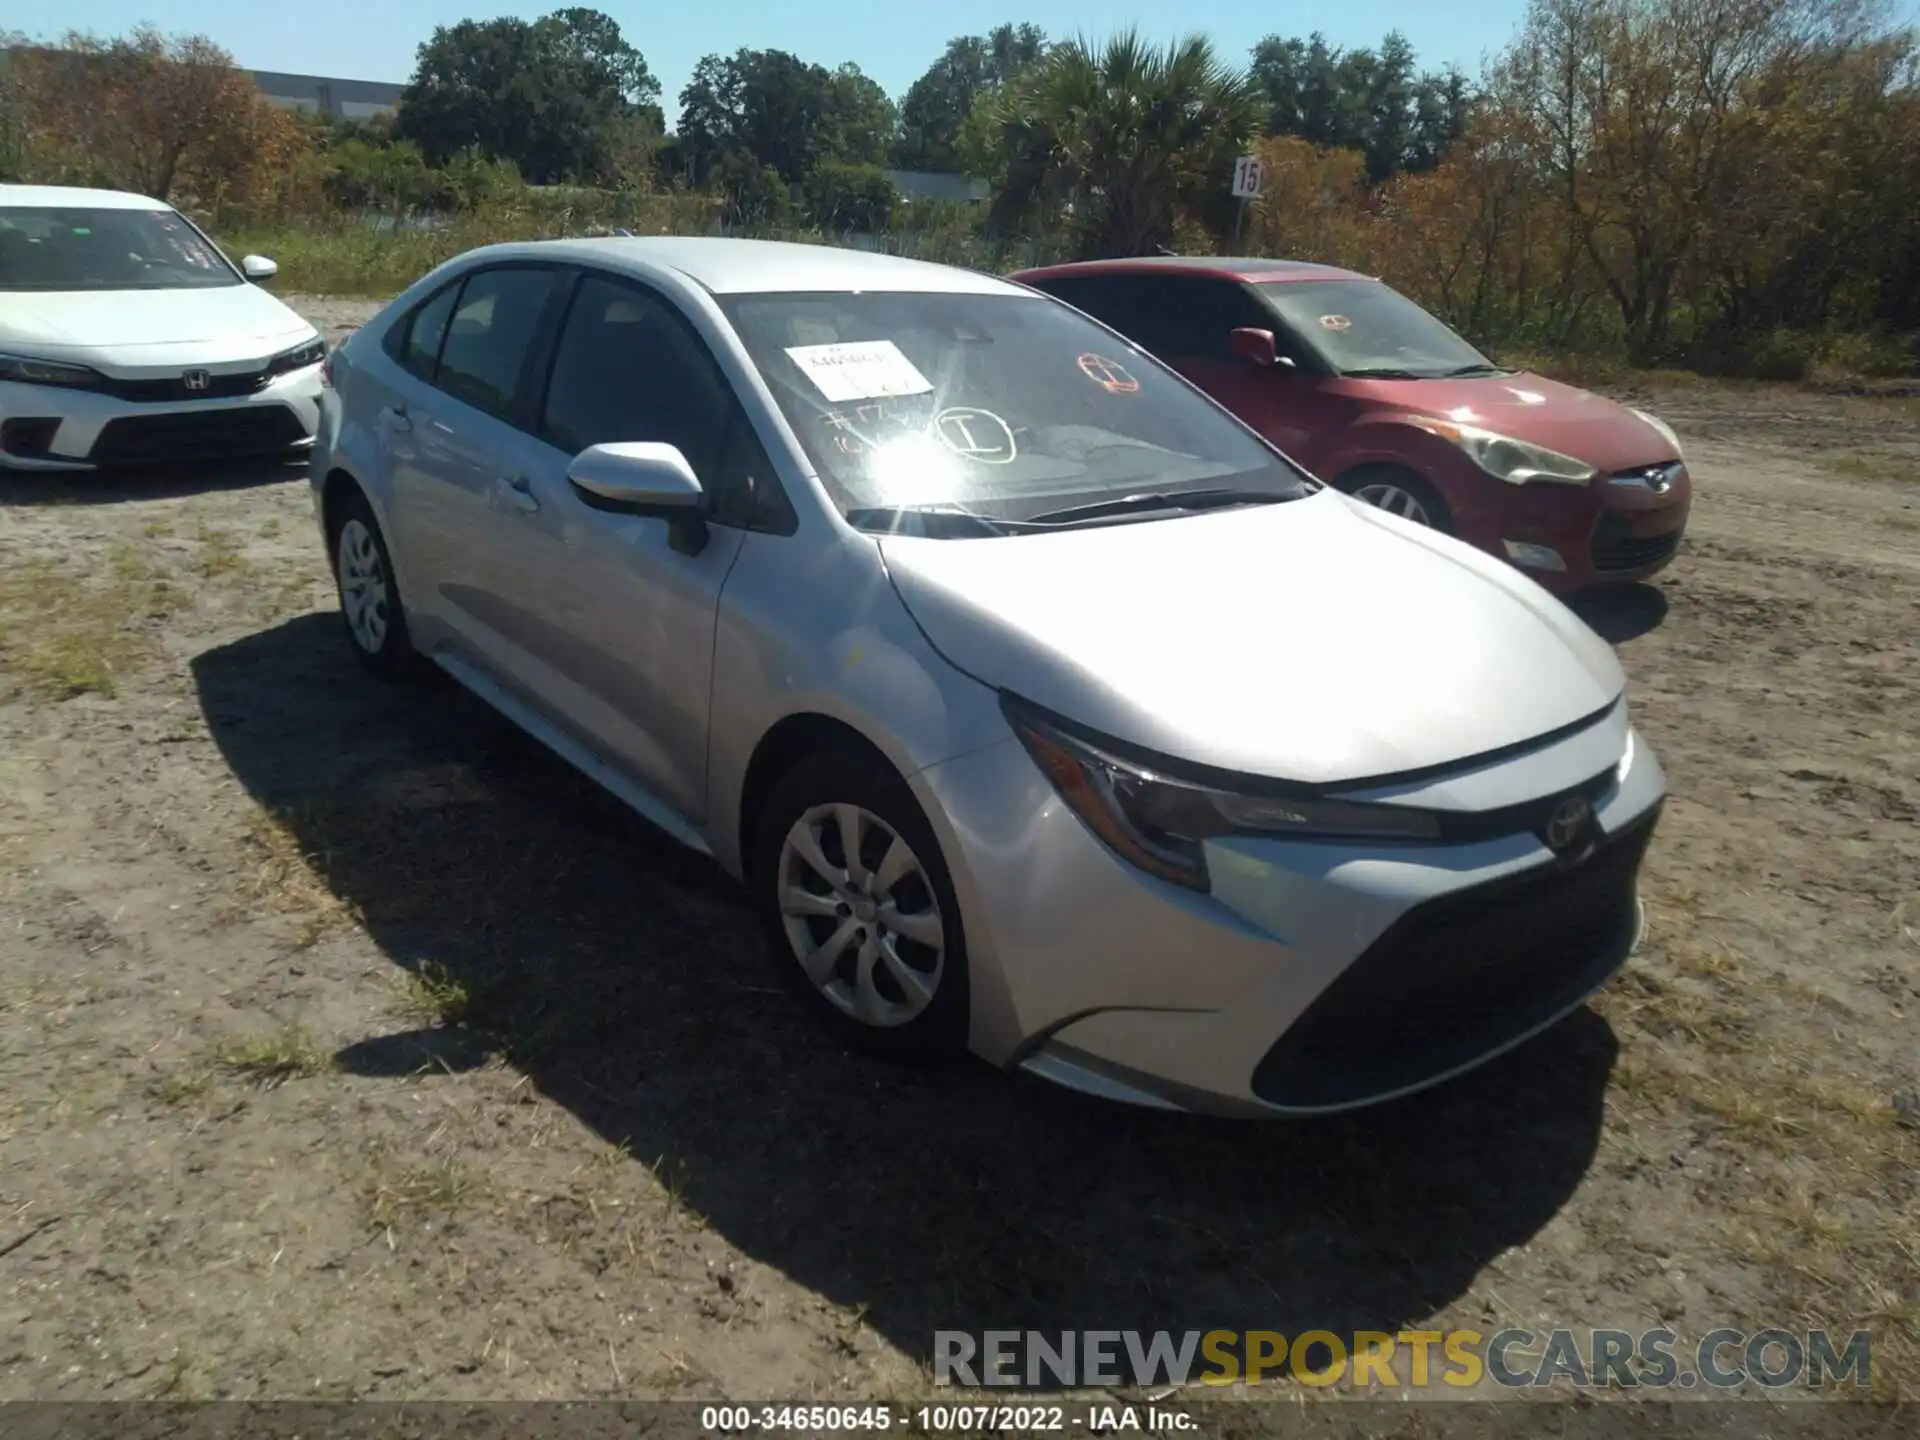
[1077,353,1139,393]
[1318,314,1352,331]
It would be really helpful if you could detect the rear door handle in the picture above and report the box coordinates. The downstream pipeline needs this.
[379,403,412,433]
[497,474,539,513]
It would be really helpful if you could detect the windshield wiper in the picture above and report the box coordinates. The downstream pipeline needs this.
[1437,362,1512,377]
[1339,367,1429,379]
[1023,487,1291,526]
[844,505,1048,537]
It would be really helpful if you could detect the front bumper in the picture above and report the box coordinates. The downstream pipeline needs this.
[1454,462,1692,592]
[0,366,323,471]
[910,704,1665,1117]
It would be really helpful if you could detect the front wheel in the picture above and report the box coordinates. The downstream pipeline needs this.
[1336,465,1453,533]
[750,750,969,1058]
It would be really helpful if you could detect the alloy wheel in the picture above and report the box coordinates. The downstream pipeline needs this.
[337,518,390,654]
[1352,482,1436,527]
[776,802,945,1028]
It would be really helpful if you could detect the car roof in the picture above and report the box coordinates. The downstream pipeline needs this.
[0,183,171,211]
[1010,256,1376,285]
[455,236,1028,298]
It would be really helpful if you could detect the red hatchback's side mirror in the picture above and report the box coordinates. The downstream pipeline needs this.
[1230,327,1293,369]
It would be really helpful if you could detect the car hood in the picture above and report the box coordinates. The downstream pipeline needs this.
[0,284,316,367]
[880,489,1624,786]
[1356,371,1677,472]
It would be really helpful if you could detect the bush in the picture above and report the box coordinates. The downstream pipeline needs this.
[1812,330,1918,380]
[802,162,900,233]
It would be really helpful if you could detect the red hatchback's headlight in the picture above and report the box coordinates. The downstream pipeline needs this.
[1412,419,1598,486]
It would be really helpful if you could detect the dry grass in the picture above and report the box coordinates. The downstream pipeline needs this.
[195,524,248,578]
[148,1068,214,1107]
[0,546,184,698]
[1600,950,1920,1397]
[394,959,474,1028]
[363,1154,483,1239]
[213,1025,334,1088]
[234,806,356,945]
[1823,451,1919,485]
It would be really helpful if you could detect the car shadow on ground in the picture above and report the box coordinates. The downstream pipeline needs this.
[191,613,1618,1362]
[1568,583,1671,644]
[0,455,309,507]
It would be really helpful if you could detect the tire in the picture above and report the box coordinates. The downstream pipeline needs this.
[750,748,969,1059]
[1336,464,1454,533]
[328,489,417,679]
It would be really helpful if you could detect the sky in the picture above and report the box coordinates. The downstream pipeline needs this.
[31,1,1533,125]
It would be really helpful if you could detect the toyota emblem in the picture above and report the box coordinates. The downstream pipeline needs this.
[182,369,211,391]
[1543,794,1594,852]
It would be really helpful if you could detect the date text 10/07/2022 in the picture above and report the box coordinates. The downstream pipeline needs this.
[701,1405,1195,1433]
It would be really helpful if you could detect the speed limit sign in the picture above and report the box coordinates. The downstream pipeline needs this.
[1231,155,1265,198]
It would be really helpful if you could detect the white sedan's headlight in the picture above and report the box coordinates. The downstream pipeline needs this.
[0,353,103,389]
[267,337,328,376]
[1004,698,1440,892]
[1414,419,1598,485]
[1631,407,1684,459]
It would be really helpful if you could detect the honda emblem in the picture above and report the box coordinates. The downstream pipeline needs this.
[182,369,211,391]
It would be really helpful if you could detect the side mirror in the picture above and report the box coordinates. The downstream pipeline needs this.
[567,441,709,555]
[240,254,278,282]
[1230,326,1293,369]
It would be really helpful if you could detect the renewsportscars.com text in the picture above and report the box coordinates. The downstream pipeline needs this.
[933,1327,1872,1390]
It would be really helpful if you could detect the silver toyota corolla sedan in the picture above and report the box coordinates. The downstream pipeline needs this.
[309,237,1665,1117]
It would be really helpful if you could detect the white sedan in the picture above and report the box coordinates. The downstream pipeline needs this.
[0,184,325,471]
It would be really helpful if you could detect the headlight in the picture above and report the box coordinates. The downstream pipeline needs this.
[268,337,327,375]
[1630,407,1683,459]
[0,353,103,389]
[1003,696,1440,892]
[1414,419,1597,485]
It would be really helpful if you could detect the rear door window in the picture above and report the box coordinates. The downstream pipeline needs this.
[392,281,461,379]
[432,266,560,421]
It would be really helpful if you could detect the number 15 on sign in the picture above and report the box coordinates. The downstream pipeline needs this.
[1230,155,1263,246]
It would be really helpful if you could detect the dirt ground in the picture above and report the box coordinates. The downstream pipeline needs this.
[0,294,1915,1408]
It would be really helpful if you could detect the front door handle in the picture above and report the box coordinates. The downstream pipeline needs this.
[497,474,539,513]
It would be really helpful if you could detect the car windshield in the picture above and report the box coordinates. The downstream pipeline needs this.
[0,206,240,292]
[717,290,1313,530]
[1258,280,1497,378]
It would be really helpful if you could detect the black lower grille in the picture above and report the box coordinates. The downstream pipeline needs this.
[1251,806,1660,1110]
[1,417,61,459]
[1592,514,1683,572]
[87,407,308,465]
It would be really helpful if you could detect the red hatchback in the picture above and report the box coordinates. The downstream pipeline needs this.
[1009,257,1690,591]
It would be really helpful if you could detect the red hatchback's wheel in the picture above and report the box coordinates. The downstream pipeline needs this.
[1337,465,1453,533]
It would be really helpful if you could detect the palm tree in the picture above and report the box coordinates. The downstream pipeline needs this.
[971,30,1262,258]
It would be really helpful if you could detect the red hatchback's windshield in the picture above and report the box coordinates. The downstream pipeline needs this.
[1258,280,1498,379]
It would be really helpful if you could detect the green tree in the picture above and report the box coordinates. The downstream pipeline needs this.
[394,7,658,184]
[677,48,892,192]
[894,23,1047,170]
[969,30,1261,257]
[1250,29,1470,179]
